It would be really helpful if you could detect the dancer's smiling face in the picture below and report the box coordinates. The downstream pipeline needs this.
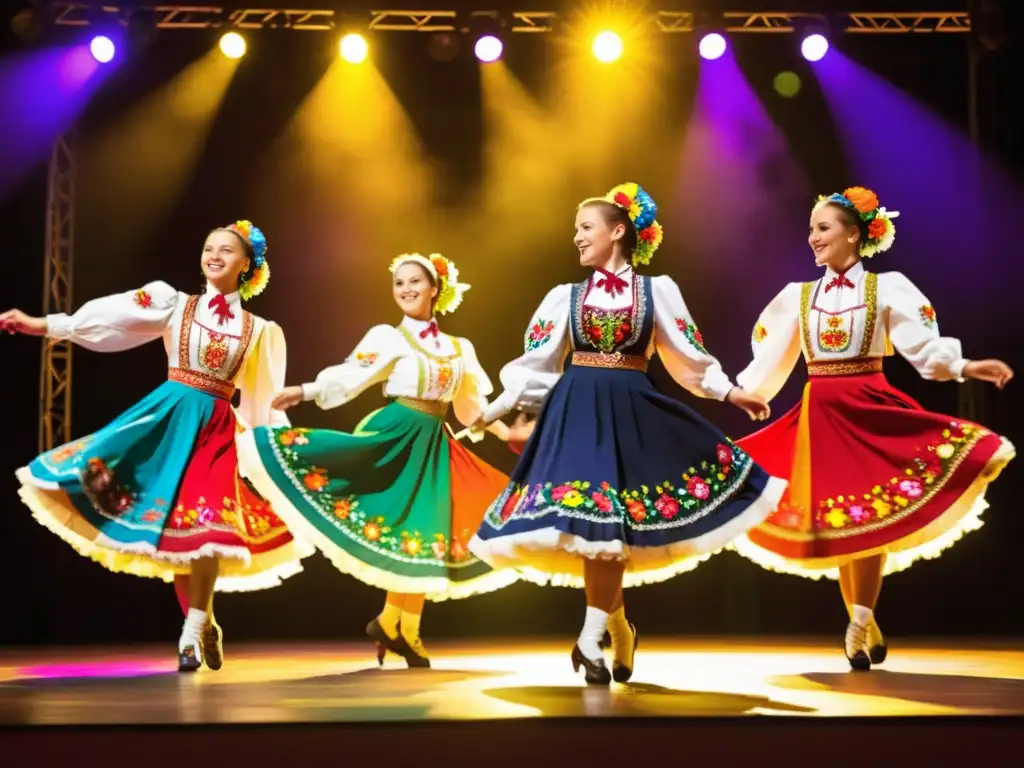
[202,230,250,292]
[392,262,437,321]
[575,202,633,270]
[809,203,861,270]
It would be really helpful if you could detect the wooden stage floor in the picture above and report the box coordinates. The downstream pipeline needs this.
[1,637,1022,763]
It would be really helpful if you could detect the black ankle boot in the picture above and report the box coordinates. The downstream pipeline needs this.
[366,618,403,666]
[571,644,611,685]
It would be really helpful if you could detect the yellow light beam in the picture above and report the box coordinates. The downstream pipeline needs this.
[270,57,433,232]
[543,1,676,189]
[479,63,568,219]
[79,48,242,254]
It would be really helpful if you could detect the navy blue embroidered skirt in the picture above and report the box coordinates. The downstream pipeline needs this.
[469,365,786,587]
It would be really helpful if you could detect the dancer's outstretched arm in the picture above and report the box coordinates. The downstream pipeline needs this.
[1,280,178,351]
[734,282,802,404]
[271,324,404,412]
[882,271,1012,388]
[477,283,573,425]
[652,275,770,422]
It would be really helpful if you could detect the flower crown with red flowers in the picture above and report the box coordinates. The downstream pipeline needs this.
[815,187,899,258]
[580,182,664,267]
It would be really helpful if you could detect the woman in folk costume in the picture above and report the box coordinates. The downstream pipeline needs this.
[468,183,787,686]
[2,221,311,672]
[732,187,1014,669]
[236,253,515,668]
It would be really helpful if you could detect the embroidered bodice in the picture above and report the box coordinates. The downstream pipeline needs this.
[45,280,289,428]
[736,263,969,402]
[483,267,736,423]
[300,315,492,427]
[174,293,253,381]
[570,273,654,356]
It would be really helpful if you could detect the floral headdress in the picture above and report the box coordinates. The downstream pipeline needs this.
[815,187,899,258]
[389,253,469,315]
[580,182,664,267]
[220,220,270,300]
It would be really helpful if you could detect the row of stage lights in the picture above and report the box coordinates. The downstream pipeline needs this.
[85,27,833,66]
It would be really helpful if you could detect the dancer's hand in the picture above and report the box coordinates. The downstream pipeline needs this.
[726,387,770,422]
[964,359,1014,389]
[0,309,46,336]
[508,412,536,443]
[271,386,305,411]
[485,420,510,441]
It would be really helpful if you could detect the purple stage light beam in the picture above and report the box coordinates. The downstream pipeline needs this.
[675,47,812,347]
[0,46,113,201]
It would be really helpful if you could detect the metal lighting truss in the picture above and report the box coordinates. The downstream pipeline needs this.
[46,6,970,34]
[40,133,76,451]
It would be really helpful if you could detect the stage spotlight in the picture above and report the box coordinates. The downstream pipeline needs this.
[469,14,505,64]
[698,32,727,61]
[474,35,503,63]
[795,16,832,63]
[592,31,622,63]
[340,33,368,63]
[89,35,115,63]
[219,31,246,59]
[801,33,829,62]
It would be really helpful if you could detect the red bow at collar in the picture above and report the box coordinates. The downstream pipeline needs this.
[596,268,629,297]
[824,274,855,293]
[419,321,439,340]
[208,294,235,326]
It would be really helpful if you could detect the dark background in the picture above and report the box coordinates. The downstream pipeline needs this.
[1,0,1021,647]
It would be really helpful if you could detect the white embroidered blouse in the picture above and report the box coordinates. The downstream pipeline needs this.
[482,267,736,423]
[44,280,289,428]
[736,262,969,402]
[299,315,493,428]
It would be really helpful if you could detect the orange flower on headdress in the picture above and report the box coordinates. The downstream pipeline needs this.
[867,217,887,240]
[843,187,879,214]
[430,256,449,278]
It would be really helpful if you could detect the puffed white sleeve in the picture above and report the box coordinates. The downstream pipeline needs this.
[237,321,290,429]
[44,280,179,352]
[881,272,968,382]
[301,324,405,410]
[452,338,493,428]
[652,275,735,401]
[735,282,803,402]
[481,283,572,423]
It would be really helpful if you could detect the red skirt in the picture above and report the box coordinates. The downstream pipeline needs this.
[160,399,298,566]
[733,370,1014,578]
